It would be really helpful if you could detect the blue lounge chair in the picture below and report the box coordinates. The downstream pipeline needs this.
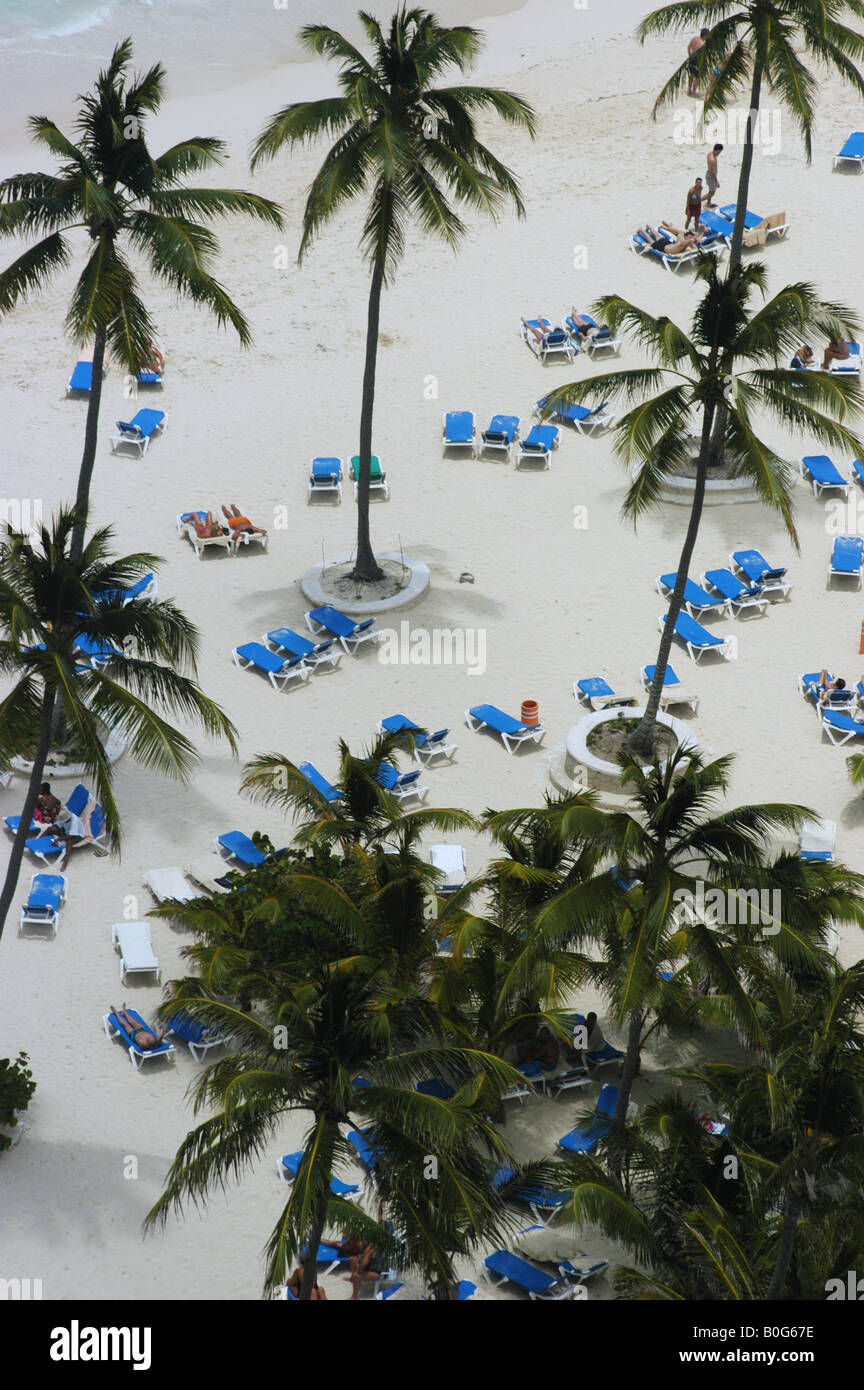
[110,408,166,457]
[66,361,94,395]
[564,313,620,357]
[19,872,67,937]
[483,1250,580,1300]
[820,707,864,745]
[103,1008,176,1069]
[700,567,768,616]
[346,1128,379,1171]
[573,677,637,711]
[308,457,343,503]
[478,414,519,460]
[656,572,727,618]
[442,411,475,454]
[536,394,615,434]
[0,775,86,836]
[375,760,428,804]
[729,549,791,598]
[465,703,545,754]
[630,227,719,273]
[165,1011,233,1062]
[136,369,163,387]
[216,831,269,868]
[852,459,864,489]
[298,761,343,802]
[93,571,158,606]
[797,671,854,706]
[305,605,379,654]
[517,423,559,468]
[585,1041,625,1069]
[719,203,788,239]
[800,454,849,498]
[557,1083,623,1153]
[659,611,731,663]
[829,536,864,585]
[377,714,457,764]
[73,633,125,666]
[695,208,733,242]
[520,317,574,363]
[277,1151,359,1197]
[515,1225,609,1282]
[25,795,107,865]
[232,642,310,690]
[264,627,341,669]
[834,130,864,171]
[415,1077,455,1099]
[510,1182,571,1225]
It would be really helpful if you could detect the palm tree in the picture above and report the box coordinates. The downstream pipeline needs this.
[0,509,236,941]
[0,38,282,557]
[530,748,832,1129]
[638,0,864,269]
[549,260,863,753]
[146,929,520,1299]
[250,6,535,581]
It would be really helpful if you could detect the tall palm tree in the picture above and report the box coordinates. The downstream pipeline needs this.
[549,260,862,753]
[0,38,282,557]
[250,7,535,581]
[638,0,864,269]
[0,509,236,940]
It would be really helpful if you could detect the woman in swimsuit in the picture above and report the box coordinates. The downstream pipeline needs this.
[111,1006,167,1050]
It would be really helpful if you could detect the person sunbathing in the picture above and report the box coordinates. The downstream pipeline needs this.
[222,503,267,537]
[660,219,714,245]
[521,315,562,344]
[636,225,698,256]
[791,344,814,370]
[111,1006,167,1050]
[286,1267,327,1301]
[192,511,226,539]
[817,671,848,706]
[568,310,601,342]
[822,339,851,371]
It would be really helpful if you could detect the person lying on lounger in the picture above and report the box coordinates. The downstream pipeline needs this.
[567,311,602,342]
[636,226,699,256]
[521,315,562,344]
[286,1268,327,1301]
[47,804,108,869]
[659,219,715,245]
[192,511,227,539]
[817,671,849,706]
[111,1006,168,1050]
[516,1025,560,1068]
[822,339,851,371]
[222,504,268,538]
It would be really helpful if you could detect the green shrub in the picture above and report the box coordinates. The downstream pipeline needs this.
[0,1052,36,1150]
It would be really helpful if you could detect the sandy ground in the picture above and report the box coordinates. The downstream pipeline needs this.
[1,0,864,1300]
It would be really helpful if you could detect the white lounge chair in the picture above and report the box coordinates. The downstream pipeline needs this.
[177,511,235,558]
[143,867,200,904]
[520,317,574,363]
[799,818,836,861]
[111,921,161,983]
[429,844,467,895]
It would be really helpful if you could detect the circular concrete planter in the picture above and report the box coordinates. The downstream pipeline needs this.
[657,473,762,506]
[564,707,697,793]
[301,551,430,616]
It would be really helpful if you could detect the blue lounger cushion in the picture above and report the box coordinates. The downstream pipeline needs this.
[658,573,722,609]
[576,677,616,701]
[664,611,725,647]
[803,454,847,486]
[299,761,342,801]
[347,1128,379,1169]
[218,831,267,866]
[838,132,864,158]
[643,663,684,686]
[415,1077,455,1099]
[731,549,786,583]
[481,414,519,443]
[68,361,93,391]
[116,408,164,438]
[24,874,65,911]
[831,536,864,572]
[280,1151,359,1195]
[311,457,341,478]
[521,423,559,451]
[484,1250,563,1294]
[703,568,761,601]
[444,411,474,443]
[468,704,532,735]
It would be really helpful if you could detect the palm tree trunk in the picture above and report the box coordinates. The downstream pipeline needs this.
[351,258,385,584]
[764,1182,803,1300]
[627,400,716,756]
[70,331,106,562]
[705,62,762,470]
[298,1188,331,1300]
[0,688,55,942]
[613,1010,644,1125]
[728,62,763,272]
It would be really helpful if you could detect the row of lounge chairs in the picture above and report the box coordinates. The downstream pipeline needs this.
[697,205,788,248]
[519,314,621,364]
[177,511,268,557]
[103,1004,233,1069]
[4,781,109,866]
[576,668,699,716]
[307,455,389,503]
[66,360,164,396]
[800,671,864,746]
[231,607,380,691]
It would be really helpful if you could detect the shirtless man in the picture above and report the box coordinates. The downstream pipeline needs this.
[222,503,268,538]
[687,28,709,97]
[705,144,723,207]
[636,225,699,257]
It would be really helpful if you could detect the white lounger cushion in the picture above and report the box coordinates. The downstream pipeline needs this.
[143,867,199,903]
[429,844,467,887]
[184,859,230,894]
[799,818,836,856]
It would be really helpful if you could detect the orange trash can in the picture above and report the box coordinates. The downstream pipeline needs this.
[521,700,540,726]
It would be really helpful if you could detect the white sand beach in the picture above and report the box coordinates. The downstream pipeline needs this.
[1,0,863,1301]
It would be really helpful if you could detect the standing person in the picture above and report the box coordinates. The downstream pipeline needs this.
[687,28,709,98]
[704,144,723,208]
[684,177,704,231]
